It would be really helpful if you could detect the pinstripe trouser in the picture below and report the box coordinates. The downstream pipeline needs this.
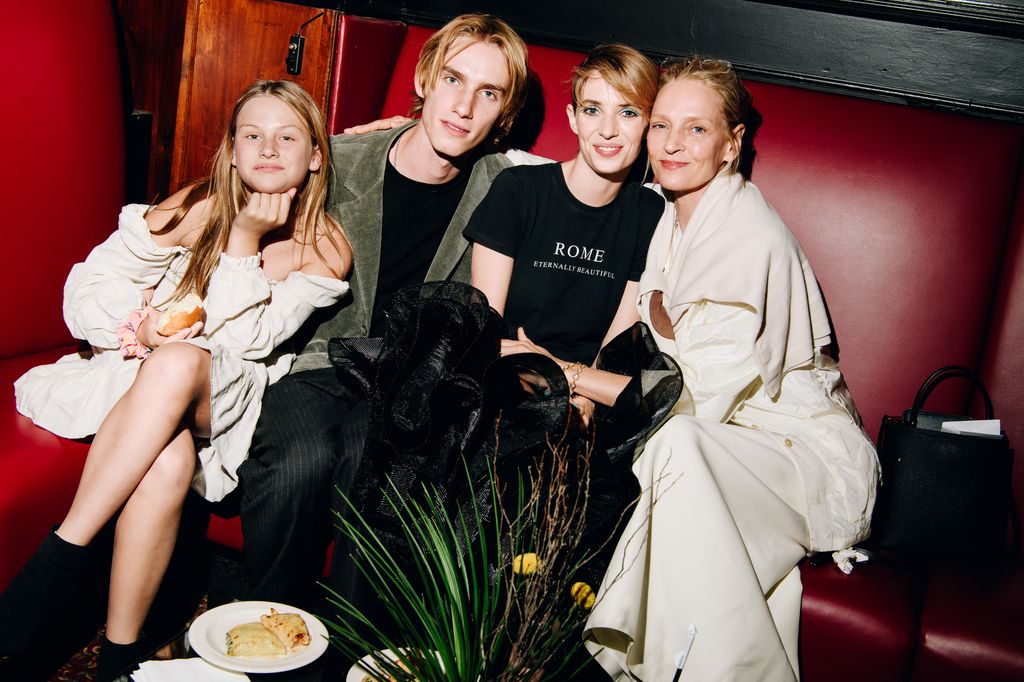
[235,367,370,613]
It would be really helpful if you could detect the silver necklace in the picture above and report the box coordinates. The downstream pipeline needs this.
[391,129,404,168]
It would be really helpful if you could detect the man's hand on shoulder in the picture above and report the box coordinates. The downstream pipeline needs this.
[342,115,411,135]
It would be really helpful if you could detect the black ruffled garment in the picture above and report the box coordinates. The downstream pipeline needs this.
[326,281,681,628]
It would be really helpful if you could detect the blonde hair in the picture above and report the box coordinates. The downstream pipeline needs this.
[156,80,341,300]
[571,44,658,117]
[411,13,529,141]
[661,57,751,173]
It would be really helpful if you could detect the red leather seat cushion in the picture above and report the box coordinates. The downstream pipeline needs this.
[0,349,90,589]
[0,0,124,591]
[800,558,919,682]
[912,561,1024,682]
[205,512,244,552]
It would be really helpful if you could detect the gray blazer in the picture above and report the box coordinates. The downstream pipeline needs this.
[292,123,512,372]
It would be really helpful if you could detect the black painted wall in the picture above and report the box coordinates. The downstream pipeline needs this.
[305,0,1024,122]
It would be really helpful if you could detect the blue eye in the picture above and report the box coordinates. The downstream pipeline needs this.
[621,108,640,118]
[650,122,667,130]
[481,90,497,101]
[691,126,707,134]
[444,75,459,85]
[581,105,600,116]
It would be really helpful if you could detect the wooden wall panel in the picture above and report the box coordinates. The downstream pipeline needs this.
[116,0,188,201]
[171,0,337,189]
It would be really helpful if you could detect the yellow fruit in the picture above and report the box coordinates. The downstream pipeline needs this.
[512,552,540,575]
[570,581,595,609]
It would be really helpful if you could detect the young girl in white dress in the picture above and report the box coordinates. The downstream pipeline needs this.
[2,80,351,680]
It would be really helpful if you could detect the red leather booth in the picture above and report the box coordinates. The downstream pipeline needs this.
[2,7,1022,680]
[0,0,123,590]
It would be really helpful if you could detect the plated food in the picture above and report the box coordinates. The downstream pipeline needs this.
[226,607,310,658]
[189,601,328,674]
[261,608,311,651]
[226,621,287,657]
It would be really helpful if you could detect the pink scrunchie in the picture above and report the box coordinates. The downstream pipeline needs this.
[116,306,159,359]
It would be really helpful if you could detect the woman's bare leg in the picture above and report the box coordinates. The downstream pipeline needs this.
[56,343,212,546]
[105,427,197,644]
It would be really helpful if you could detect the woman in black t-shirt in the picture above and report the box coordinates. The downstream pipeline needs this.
[464,44,664,421]
[323,47,682,676]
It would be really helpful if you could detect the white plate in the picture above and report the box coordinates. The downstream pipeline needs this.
[188,600,329,674]
[346,649,443,682]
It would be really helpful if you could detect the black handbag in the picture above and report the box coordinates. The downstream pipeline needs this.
[871,365,1018,556]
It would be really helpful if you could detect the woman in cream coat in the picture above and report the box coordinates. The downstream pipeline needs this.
[582,58,879,681]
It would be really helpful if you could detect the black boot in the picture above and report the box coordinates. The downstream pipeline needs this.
[0,529,88,655]
[96,635,153,682]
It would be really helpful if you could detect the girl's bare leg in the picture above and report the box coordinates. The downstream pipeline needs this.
[105,427,197,644]
[56,343,212,546]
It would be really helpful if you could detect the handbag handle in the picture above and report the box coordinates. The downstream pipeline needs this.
[909,365,995,426]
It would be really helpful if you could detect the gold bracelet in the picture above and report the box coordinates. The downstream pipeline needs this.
[562,361,584,394]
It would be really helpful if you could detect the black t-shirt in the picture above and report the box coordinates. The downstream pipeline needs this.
[371,158,470,336]
[463,163,663,364]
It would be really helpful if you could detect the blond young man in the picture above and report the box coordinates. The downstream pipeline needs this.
[230,14,529,621]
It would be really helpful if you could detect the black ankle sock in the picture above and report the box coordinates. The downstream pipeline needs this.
[0,530,89,655]
[45,530,88,564]
[97,635,152,682]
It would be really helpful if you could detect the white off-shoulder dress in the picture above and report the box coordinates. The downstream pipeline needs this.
[14,204,349,502]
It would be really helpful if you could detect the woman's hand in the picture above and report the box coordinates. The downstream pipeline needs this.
[570,394,595,427]
[503,328,594,424]
[648,290,675,340]
[136,314,204,351]
[227,188,297,256]
[501,327,562,363]
[343,115,412,135]
[509,326,632,408]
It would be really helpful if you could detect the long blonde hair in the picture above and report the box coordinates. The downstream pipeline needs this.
[155,80,341,300]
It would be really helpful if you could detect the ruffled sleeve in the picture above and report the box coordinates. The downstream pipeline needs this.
[203,254,349,360]
[63,204,188,348]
